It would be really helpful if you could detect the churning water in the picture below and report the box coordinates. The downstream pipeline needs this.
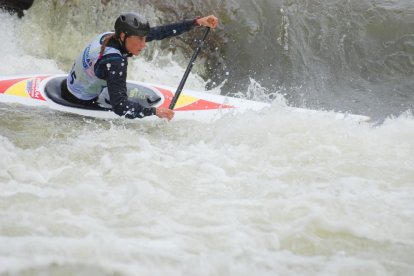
[0,1,414,275]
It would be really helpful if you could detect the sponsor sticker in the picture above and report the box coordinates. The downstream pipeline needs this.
[82,44,92,69]
[26,78,45,101]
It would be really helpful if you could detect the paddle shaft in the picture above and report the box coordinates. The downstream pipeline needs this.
[169,27,210,110]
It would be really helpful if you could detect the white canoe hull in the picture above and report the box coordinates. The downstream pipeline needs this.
[0,74,369,122]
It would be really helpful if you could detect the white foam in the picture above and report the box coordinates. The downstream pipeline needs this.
[0,13,62,76]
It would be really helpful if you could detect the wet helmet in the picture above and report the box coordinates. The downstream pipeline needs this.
[114,12,150,37]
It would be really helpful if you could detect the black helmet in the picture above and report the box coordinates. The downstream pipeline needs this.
[114,12,150,37]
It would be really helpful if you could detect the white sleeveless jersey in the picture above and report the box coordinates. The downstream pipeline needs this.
[67,32,121,100]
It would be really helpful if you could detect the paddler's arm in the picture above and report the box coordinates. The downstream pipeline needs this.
[95,55,156,119]
[146,15,219,42]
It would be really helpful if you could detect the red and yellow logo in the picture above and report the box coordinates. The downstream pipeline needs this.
[155,86,234,111]
[0,77,47,101]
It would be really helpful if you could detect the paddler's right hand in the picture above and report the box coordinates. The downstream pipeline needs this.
[155,107,174,121]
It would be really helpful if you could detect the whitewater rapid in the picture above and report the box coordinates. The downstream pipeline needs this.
[1,5,414,276]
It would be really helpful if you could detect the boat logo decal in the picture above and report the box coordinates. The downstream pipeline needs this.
[154,86,234,111]
[0,77,47,101]
[26,78,45,100]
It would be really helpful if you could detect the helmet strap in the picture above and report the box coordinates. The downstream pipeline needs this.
[117,32,132,56]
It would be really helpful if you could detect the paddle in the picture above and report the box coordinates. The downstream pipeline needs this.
[169,27,210,110]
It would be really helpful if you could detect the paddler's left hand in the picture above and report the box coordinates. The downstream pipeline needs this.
[196,15,219,29]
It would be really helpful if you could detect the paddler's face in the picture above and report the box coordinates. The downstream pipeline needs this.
[121,33,146,55]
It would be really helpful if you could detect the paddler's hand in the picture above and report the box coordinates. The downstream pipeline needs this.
[155,107,175,121]
[196,15,219,29]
